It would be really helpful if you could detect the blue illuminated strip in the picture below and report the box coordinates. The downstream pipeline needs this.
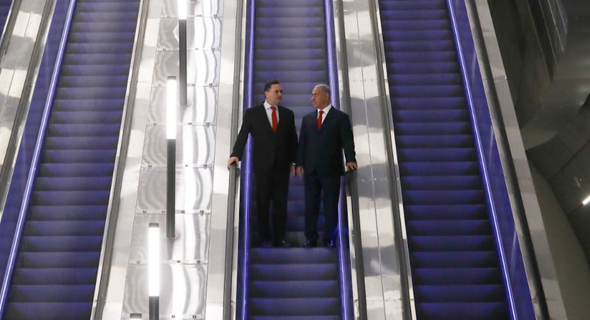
[0,0,78,316]
[239,0,256,319]
[323,0,351,318]
[445,1,518,319]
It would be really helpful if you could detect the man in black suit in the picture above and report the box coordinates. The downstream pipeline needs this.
[296,84,357,248]
[228,80,298,248]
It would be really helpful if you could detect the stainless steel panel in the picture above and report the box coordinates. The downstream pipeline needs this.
[157,17,222,50]
[147,85,217,125]
[205,0,242,316]
[142,125,215,165]
[128,213,210,265]
[152,50,220,85]
[338,0,409,318]
[161,0,222,18]
[136,166,213,213]
[102,0,165,317]
[122,263,207,318]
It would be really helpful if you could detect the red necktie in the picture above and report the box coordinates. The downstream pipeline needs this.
[317,110,324,130]
[271,106,277,132]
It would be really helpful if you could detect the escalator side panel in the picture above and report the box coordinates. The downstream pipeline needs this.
[378,0,534,318]
[0,0,70,286]
[2,0,140,318]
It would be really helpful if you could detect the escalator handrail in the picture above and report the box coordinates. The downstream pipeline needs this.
[324,0,355,317]
[445,0,518,318]
[0,0,77,316]
[238,0,256,318]
[344,169,368,320]
[223,163,239,320]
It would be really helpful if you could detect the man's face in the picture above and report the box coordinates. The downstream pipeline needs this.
[311,87,330,109]
[264,84,282,106]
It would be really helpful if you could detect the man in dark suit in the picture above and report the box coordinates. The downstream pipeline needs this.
[228,80,298,248]
[296,84,357,248]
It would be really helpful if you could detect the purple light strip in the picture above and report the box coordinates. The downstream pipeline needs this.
[240,0,255,319]
[0,0,78,316]
[446,1,518,319]
[324,0,350,318]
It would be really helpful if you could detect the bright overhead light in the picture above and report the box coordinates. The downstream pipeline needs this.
[177,0,187,20]
[148,223,160,297]
[583,195,590,206]
[167,77,178,139]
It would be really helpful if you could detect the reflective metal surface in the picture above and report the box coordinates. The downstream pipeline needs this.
[92,0,150,317]
[465,0,567,318]
[123,263,207,318]
[0,0,21,57]
[0,0,52,222]
[136,167,213,213]
[101,0,226,318]
[99,0,164,317]
[142,125,215,166]
[338,0,408,319]
[148,85,217,124]
[205,0,244,317]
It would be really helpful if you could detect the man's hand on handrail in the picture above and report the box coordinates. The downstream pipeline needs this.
[227,156,239,170]
[346,162,358,171]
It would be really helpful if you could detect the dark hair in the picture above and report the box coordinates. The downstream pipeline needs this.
[264,80,281,92]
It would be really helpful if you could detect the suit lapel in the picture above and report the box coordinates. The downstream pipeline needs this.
[275,105,284,132]
[257,104,274,133]
[318,107,335,131]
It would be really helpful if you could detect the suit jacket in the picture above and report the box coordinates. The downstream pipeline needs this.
[231,104,297,172]
[296,107,356,177]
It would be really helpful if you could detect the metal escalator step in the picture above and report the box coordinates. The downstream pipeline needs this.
[250,280,339,298]
[249,298,340,316]
[13,268,98,285]
[406,220,492,236]
[20,236,103,252]
[4,302,92,320]
[8,285,95,302]
[250,263,338,282]
[416,302,508,319]
[16,252,101,268]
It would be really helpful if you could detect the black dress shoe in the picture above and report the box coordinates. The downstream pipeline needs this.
[273,240,291,248]
[303,239,317,248]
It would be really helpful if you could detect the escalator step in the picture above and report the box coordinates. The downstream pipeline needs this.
[13,268,98,285]
[250,263,338,282]
[249,298,339,316]
[250,280,339,298]
[4,302,92,320]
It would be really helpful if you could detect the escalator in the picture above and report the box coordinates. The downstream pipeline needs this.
[240,0,348,318]
[378,0,511,318]
[1,0,140,318]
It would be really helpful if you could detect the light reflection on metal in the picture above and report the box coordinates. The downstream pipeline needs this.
[177,0,187,20]
[583,195,590,206]
[167,77,178,139]
[148,223,160,320]
[167,77,177,239]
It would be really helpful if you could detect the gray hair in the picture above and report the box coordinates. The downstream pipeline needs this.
[314,84,331,96]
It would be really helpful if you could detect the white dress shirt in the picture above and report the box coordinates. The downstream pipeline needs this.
[317,104,332,124]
